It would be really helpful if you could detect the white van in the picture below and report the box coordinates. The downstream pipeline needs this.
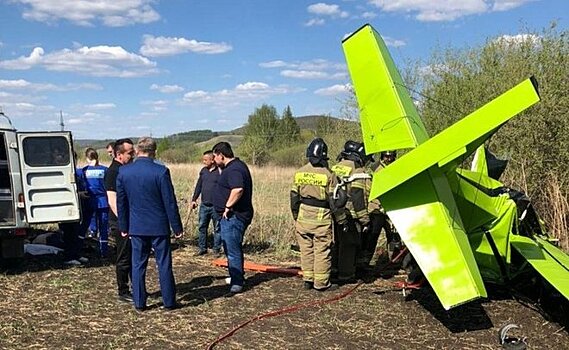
[0,111,80,262]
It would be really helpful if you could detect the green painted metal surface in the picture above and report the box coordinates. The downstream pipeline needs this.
[341,23,552,309]
[342,25,429,154]
[511,235,569,300]
[470,146,489,175]
[379,167,487,309]
[367,78,540,200]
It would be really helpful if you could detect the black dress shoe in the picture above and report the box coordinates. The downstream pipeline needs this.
[315,284,339,292]
[194,250,207,256]
[118,293,134,303]
[135,306,146,313]
[303,281,314,290]
[161,303,181,311]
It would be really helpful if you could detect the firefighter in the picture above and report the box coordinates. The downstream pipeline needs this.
[290,138,344,291]
[331,141,373,282]
[365,150,402,265]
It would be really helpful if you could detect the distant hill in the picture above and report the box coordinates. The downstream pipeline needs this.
[75,139,116,149]
[231,115,340,134]
[75,115,344,149]
[195,134,244,150]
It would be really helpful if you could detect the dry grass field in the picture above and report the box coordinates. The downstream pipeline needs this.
[169,163,298,257]
[0,162,568,349]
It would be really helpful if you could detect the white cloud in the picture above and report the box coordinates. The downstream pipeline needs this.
[0,46,158,77]
[235,82,269,90]
[493,33,541,45]
[183,90,208,100]
[141,99,168,112]
[368,0,532,22]
[83,103,116,110]
[305,18,325,27]
[10,0,160,27]
[418,64,450,77]
[150,84,184,93]
[260,59,347,80]
[492,0,534,11]
[0,79,102,92]
[259,60,288,68]
[308,3,349,18]
[314,84,351,96]
[67,118,89,125]
[182,81,301,106]
[140,35,232,57]
[281,70,346,80]
[362,11,377,19]
[281,70,329,79]
[384,36,406,47]
[261,59,345,72]
[0,95,56,117]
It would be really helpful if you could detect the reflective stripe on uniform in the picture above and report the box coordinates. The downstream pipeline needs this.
[298,208,329,225]
[331,164,352,177]
[350,181,366,189]
[351,208,368,219]
[314,272,330,282]
[294,172,328,186]
[303,270,314,280]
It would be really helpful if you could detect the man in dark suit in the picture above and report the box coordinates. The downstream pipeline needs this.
[117,137,183,311]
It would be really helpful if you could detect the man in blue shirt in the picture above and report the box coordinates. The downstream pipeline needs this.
[191,150,222,256]
[117,136,183,311]
[212,142,254,294]
[83,148,109,257]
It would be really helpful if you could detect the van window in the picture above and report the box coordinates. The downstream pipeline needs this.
[22,136,70,167]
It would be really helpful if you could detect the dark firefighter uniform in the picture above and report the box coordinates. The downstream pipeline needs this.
[290,138,341,291]
[331,142,372,281]
[364,151,401,264]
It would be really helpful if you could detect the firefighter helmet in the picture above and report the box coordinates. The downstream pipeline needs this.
[380,150,397,164]
[340,140,373,165]
[306,138,329,160]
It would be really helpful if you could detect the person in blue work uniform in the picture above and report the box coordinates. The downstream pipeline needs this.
[82,148,109,257]
[212,142,254,294]
[191,150,222,257]
[117,136,183,311]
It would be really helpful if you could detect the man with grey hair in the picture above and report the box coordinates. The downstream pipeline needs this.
[117,136,183,311]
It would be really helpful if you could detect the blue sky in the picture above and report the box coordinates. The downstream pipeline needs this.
[0,0,566,139]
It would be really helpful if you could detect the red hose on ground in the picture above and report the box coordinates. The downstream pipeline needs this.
[212,258,303,276]
[207,247,418,349]
[206,282,362,350]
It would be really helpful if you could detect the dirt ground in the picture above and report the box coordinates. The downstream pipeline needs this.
[1,240,568,350]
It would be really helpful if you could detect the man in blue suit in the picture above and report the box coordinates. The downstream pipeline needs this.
[117,137,183,311]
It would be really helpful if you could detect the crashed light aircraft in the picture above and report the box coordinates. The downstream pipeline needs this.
[342,24,569,310]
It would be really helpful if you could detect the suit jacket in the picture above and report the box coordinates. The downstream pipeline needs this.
[117,157,182,236]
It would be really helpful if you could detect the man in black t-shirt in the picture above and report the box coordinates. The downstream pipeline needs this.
[212,142,254,294]
[191,150,222,256]
[105,138,135,303]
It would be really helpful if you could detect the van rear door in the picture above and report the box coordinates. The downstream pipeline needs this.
[17,132,80,224]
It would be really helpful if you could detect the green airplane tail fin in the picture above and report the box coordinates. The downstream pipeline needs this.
[342,24,429,154]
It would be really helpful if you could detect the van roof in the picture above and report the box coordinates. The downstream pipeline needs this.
[0,112,16,131]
